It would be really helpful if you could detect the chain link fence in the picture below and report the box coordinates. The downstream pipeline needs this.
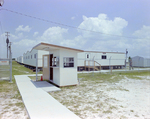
[0,56,12,82]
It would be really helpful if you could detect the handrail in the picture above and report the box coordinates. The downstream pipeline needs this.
[94,61,101,71]
[84,60,101,71]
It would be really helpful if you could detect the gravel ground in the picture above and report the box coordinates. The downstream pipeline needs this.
[50,75,150,119]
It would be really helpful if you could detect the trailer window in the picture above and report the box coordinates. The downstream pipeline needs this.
[34,54,36,59]
[86,53,90,59]
[102,55,107,59]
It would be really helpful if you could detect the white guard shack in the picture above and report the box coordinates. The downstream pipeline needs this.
[33,42,83,87]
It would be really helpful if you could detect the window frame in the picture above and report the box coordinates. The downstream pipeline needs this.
[86,53,90,59]
[102,55,107,59]
[34,54,36,59]
[63,57,74,68]
[52,57,59,67]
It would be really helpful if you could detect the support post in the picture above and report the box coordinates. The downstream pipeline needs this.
[88,60,90,71]
[84,60,86,71]
[109,56,112,74]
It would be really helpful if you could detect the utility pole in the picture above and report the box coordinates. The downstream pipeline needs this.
[9,42,12,82]
[5,32,10,58]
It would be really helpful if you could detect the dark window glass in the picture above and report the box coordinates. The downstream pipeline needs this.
[102,55,107,59]
[87,54,89,58]
[64,57,74,67]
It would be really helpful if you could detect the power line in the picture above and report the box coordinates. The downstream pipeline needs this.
[0,8,146,40]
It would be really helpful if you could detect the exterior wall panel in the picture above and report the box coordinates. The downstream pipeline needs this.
[78,52,125,67]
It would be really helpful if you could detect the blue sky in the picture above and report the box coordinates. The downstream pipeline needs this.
[0,0,150,58]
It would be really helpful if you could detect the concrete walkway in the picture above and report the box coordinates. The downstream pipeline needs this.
[14,75,80,119]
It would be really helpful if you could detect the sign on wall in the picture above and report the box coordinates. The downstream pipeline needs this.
[0,61,9,65]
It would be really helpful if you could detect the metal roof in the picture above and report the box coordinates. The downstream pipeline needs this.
[32,42,84,52]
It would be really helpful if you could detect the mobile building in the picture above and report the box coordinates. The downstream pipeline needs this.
[78,51,125,71]
[132,56,150,67]
[16,56,23,64]
[23,49,49,70]
[33,42,83,87]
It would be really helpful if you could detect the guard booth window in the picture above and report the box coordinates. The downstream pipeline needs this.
[52,57,59,67]
[63,57,74,67]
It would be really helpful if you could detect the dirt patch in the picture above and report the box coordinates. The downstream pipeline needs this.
[50,75,150,119]
[0,98,28,119]
[0,81,29,119]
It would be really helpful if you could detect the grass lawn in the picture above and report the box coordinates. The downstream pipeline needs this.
[0,61,34,119]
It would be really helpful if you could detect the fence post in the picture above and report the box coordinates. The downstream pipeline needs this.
[9,49,12,83]
[36,53,38,81]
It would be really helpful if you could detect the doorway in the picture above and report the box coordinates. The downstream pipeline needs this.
[50,54,53,80]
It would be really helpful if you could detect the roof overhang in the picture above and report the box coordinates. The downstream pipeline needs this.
[32,42,84,52]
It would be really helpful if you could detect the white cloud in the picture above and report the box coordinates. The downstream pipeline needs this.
[133,25,150,39]
[60,35,87,49]
[38,26,68,45]
[13,39,36,47]
[131,25,150,58]
[73,13,129,53]
[12,39,37,57]
[78,14,128,38]
[33,32,39,37]
[71,16,75,20]
[16,25,31,32]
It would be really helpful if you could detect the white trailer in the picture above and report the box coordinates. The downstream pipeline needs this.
[23,49,49,70]
[17,56,23,64]
[132,56,150,67]
[77,51,125,71]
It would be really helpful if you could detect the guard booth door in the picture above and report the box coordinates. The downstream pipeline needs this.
[43,55,49,80]
[50,54,53,80]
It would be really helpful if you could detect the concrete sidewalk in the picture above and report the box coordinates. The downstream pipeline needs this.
[14,75,80,119]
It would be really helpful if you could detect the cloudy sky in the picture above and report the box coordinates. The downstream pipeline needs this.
[0,0,150,58]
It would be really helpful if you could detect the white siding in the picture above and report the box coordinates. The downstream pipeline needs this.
[78,52,125,66]
[59,49,78,86]
[23,49,49,67]
[17,56,23,63]
[43,49,78,87]
[132,56,150,67]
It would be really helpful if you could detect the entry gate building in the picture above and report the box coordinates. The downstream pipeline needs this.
[33,42,83,87]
